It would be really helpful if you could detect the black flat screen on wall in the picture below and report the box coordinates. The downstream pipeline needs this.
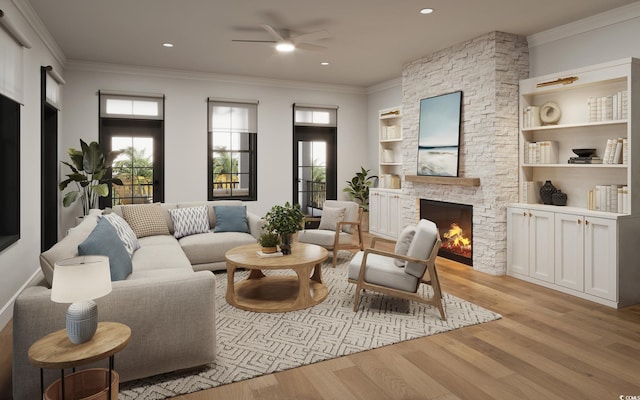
[0,93,20,252]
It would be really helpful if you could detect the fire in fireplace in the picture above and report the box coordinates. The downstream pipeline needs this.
[420,199,472,266]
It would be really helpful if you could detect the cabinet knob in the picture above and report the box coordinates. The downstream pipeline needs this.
[585,220,589,226]
[528,212,533,217]
[577,219,581,225]
[523,211,526,216]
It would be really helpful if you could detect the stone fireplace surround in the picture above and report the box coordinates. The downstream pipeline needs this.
[398,31,529,275]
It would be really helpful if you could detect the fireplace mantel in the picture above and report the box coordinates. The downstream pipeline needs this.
[405,175,480,187]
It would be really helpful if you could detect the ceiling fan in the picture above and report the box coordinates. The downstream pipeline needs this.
[232,24,329,52]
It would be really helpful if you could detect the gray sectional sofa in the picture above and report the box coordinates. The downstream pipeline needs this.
[13,200,262,400]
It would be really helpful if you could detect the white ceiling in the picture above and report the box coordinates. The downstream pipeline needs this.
[26,0,639,87]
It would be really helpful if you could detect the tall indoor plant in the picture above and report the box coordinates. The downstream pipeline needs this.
[343,167,378,231]
[263,202,305,255]
[59,139,123,216]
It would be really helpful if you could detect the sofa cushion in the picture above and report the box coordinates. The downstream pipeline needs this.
[323,200,359,233]
[297,229,352,248]
[213,205,249,233]
[169,206,210,239]
[394,224,416,267]
[318,206,345,231]
[78,218,132,281]
[100,212,140,257]
[348,251,419,292]
[132,235,192,271]
[39,210,101,286]
[405,219,439,279]
[179,231,256,265]
[121,203,170,238]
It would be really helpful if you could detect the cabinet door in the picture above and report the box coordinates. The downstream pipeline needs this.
[554,213,584,291]
[507,207,529,276]
[529,210,555,283]
[387,193,402,238]
[584,216,617,301]
[369,190,380,234]
[378,191,389,235]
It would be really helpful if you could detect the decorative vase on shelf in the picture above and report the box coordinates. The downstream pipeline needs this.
[552,190,567,206]
[539,180,557,205]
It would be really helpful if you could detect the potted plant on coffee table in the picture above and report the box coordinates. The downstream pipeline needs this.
[343,166,378,231]
[258,230,280,254]
[263,202,305,255]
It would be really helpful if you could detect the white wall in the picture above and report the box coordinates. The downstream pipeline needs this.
[0,0,64,329]
[61,63,369,232]
[528,2,640,77]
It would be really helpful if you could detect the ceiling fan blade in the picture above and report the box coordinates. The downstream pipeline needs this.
[292,30,330,44]
[296,43,328,51]
[261,24,285,42]
[232,39,277,43]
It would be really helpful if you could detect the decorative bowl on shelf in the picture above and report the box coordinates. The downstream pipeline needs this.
[572,148,597,157]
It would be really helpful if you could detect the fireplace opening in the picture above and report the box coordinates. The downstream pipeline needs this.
[420,199,472,266]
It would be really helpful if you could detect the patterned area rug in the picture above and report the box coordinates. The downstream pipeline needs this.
[119,251,501,399]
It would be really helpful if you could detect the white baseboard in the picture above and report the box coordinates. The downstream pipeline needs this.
[0,268,45,331]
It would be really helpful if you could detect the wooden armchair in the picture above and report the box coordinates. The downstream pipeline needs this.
[347,219,445,320]
[298,200,364,267]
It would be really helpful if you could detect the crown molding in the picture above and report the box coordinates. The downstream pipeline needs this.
[66,60,368,95]
[11,0,66,66]
[528,1,640,48]
[367,77,402,95]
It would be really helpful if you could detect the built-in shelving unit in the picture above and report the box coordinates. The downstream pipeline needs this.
[507,58,640,309]
[377,106,402,189]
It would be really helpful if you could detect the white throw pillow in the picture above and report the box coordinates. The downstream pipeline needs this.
[169,206,210,239]
[100,212,140,258]
[318,207,346,231]
[394,224,416,267]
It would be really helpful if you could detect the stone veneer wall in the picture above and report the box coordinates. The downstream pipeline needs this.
[401,31,529,275]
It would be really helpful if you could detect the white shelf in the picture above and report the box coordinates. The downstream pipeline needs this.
[378,106,403,189]
[522,119,626,132]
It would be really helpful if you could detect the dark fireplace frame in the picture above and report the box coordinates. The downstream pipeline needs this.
[420,199,473,266]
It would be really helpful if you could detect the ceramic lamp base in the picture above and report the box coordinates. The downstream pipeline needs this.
[66,300,98,344]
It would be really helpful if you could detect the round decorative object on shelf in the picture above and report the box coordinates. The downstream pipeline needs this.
[540,101,561,125]
[552,190,567,206]
[539,180,557,205]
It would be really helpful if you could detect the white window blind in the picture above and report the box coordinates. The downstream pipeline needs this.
[294,104,337,127]
[100,92,164,119]
[44,67,65,109]
[0,19,24,103]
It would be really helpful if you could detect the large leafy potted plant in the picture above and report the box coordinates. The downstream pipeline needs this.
[59,140,123,216]
[343,167,378,231]
[264,202,305,255]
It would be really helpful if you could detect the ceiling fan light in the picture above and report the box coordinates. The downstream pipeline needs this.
[276,42,295,52]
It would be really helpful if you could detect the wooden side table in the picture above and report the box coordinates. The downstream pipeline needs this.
[28,321,131,399]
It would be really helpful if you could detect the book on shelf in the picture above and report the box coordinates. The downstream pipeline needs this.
[602,137,626,164]
[588,91,627,122]
[568,157,602,164]
[256,250,283,258]
[524,141,558,164]
[589,184,628,213]
[523,181,542,204]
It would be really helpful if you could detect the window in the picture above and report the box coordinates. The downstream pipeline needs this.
[0,93,20,252]
[208,99,258,201]
[100,93,164,119]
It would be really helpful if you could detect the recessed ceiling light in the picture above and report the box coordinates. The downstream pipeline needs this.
[419,8,434,14]
[320,61,329,66]
[275,42,295,52]
[163,43,174,48]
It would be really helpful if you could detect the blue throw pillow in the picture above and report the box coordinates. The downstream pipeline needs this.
[213,205,249,233]
[78,218,132,281]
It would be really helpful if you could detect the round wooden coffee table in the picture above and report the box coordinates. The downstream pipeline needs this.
[225,243,329,312]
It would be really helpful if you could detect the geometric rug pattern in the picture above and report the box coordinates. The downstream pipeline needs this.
[119,251,501,399]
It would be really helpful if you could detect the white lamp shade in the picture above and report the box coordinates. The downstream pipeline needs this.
[51,256,112,303]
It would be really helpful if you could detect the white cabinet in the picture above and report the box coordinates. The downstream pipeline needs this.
[378,107,402,189]
[507,207,555,283]
[369,188,402,239]
[508,58,640,308]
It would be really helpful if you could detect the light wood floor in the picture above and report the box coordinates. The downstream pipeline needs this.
[2,233,640,399]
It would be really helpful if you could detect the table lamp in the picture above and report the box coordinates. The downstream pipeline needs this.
[51,255,112,344]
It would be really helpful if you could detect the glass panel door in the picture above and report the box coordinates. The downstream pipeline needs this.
[111,137,155,205]
[297,140,327,217]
